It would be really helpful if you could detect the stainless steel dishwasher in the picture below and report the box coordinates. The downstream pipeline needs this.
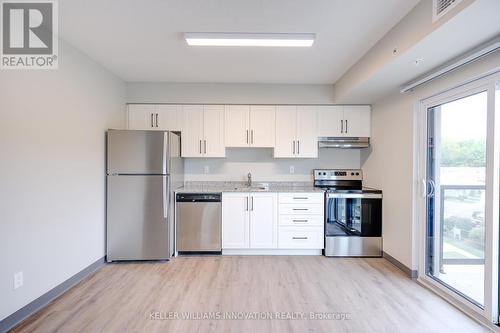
[175,193,222,253]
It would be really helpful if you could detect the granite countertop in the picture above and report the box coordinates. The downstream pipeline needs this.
[175,181,324,193]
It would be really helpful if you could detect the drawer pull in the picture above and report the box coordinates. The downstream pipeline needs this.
[293,197,308,200]
[292,219,308,223]
[293,208,308,211]
[292,237,308,240]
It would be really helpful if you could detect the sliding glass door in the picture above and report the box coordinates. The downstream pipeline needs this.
[420,74,500,323]
[426,91,487,306]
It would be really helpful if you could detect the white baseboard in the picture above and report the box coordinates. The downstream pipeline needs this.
[222,249,322,256]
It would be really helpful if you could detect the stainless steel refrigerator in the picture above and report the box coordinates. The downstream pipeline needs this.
[106,130,184,262]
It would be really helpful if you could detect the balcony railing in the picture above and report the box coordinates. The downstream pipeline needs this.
[439,184,485,267]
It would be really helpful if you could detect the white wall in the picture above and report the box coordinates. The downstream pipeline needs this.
[0,40,125,320]
[126,82,335,104]
[185,148,360,182]
[361,50,500,270]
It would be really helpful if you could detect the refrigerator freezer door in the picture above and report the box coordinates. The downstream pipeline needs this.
[107,130,169,175]
[107,175,169,261]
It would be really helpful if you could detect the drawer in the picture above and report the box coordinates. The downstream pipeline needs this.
[279,193,323,204]
[279,215,324,226]
[279,203,323,215]
[278,226,324,249]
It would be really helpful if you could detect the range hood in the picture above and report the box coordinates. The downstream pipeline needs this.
[318,137,370,149]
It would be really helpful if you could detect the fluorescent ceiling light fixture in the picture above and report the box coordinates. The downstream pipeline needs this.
[184,32,315,47]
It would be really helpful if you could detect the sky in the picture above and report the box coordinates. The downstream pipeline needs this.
[436,90,487,141]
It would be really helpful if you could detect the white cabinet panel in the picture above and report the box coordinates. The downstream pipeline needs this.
[249,193,277,249]
[250,106,275,148]
[127,104,157,130]
[157,104,181,131]
[317,105,343,137]
[222,193,249,249]
[274,106,296,158]
[296,106,318,158]
[203,105,225,157]
[278,193,324,204]
[278,226,324,249]
[343,105,371,137]
[275,106,318,158]
[181,105,204,157]
[225,105,250,147]
[222,192,277,250]
[279,204,324,215]
[278,215,324,227]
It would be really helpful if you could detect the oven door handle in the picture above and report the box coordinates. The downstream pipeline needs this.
[327,193,382,199]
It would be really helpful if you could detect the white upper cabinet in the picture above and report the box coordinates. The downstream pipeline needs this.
[157,104,182,131]
[128,103,370,158]
[127,104,181,131]
[317,105,370,137]
[181,105,225,158]
[225,105,250,147]
[250,106,276,147]
[203,105,225,157]
[343,105,371,137]
[181,105,204,157]
[296,106,318,158]
[274,106,296,157]
[127,104,157,130]
[275,106,318,158]
[317,106,343,137]
[225,105,276,148]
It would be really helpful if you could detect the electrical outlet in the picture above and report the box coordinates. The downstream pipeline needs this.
[204,165,210,174]
[14,271,23,290]
[289,166,295,174]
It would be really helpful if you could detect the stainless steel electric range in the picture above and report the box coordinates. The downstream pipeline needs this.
[314,169,382,257]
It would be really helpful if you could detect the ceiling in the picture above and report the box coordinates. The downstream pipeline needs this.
[59,0,419,83]
[333,0,500,103]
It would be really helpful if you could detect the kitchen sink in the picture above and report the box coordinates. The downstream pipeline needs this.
[232,184,269,191]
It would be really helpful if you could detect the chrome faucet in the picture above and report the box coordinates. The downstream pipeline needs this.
[247,172,252,187]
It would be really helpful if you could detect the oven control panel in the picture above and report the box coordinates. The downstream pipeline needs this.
[314,169,363,181]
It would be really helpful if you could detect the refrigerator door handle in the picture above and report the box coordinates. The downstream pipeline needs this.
[163,132,169,174]
[163,176,169,219]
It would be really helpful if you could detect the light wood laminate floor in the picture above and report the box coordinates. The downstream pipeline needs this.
[10,256,490,333]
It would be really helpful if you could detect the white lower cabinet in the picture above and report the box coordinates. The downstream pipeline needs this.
[222,194,249,249]
[222,193,277,249]
[222,192,324,253]
[278,193,324,250]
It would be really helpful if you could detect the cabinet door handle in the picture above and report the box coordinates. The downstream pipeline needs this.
[251,196,254,211]
[292,237,308,240]
[199,140,202,154]
[345,119,348,133]
[246,130,249,144]
[297,140,300,155]
[204,140,207,154]
[341,120,344,134]
[293,208,308,211]
[155,113,159,127]
[292,219,308,223]
[292,140,295,155]
[245,197,248,211]
[151,113,154,128]
[293,197,308,200]
[251,130,254,144]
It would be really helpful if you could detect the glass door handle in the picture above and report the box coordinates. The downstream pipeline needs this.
[427,179,436,197]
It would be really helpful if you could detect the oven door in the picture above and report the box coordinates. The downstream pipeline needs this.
[325,193,382,237]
